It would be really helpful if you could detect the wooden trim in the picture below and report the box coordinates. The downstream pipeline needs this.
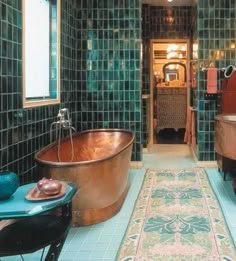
[129,161,143,168]
[142,148,149,153]
[149,39,190,145]
[196,161,218,167]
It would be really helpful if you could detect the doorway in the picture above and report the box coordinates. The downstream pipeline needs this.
[149,39,190,145]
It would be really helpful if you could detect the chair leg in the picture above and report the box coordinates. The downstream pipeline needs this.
[44,233,68,261]
[232,179,236,193]
[223,171,227,181]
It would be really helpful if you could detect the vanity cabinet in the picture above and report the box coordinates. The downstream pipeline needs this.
[156,87,187,132]
[217,73,236,113]
[216,72,236,179]
[217,154,236,180]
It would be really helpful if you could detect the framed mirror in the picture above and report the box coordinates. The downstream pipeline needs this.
[22,0,61,108]
[165,70,178,81]
[163,62,186,84]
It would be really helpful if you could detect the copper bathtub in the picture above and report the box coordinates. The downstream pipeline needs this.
[35,129,135,226]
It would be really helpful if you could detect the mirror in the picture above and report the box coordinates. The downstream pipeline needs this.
[22,0,61,108]
[153,42,187,87]
[163,62,186,84]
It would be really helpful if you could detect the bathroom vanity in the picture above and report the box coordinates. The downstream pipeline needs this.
[155,85,187,132]
[216,72,236,179]
[215,114,236,180]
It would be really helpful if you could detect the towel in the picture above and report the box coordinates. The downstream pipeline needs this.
[207,68,218,94]
[191,110,196,149]
[184,107,191,143]
[184,106,196,149]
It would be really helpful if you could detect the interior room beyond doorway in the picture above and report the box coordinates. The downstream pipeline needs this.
[150,39,190,145]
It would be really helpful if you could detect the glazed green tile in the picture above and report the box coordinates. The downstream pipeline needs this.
[1,0,143,177]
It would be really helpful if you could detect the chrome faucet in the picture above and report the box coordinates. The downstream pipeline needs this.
[57,108,73,130]
[50,108,76,161]
[50,108,76,141]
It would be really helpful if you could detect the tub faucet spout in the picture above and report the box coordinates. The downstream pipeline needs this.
[50,108,76,162]
[57,108,72,130]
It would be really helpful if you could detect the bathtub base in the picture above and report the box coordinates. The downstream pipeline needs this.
[72,183,129,226]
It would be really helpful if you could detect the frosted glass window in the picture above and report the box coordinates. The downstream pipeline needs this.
[22,0,60,108]
[24,0,50,98]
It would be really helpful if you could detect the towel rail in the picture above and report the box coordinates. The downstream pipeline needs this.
[201,65,236,79]
[201,67,226,72]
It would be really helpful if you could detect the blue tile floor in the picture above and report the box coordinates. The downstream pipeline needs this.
[1,144,236,261]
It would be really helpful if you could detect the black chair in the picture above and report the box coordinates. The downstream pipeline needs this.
[0,214,71,261]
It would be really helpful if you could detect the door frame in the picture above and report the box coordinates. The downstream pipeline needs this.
[148,38,191,145]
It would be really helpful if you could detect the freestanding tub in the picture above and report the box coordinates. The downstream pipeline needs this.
[35,129,135,226]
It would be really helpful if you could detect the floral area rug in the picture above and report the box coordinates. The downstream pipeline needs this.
[117,168,236,261]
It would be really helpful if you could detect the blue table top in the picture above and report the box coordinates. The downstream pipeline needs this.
[0,182,77,219]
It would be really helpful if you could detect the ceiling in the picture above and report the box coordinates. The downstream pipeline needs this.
[142,0,195,6]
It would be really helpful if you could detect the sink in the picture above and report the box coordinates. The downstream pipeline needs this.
[215,114,236,160]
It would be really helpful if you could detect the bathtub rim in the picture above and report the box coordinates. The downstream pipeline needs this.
[35,128,135,167]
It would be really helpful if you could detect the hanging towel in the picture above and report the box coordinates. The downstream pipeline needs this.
[184,106,196,149]
[184,107,191,143]
[207,68,218,94]
[191,110,196,149]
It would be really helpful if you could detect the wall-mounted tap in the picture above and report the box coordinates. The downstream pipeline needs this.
[50,108,76,141]
[50,108,76,161]
[57,108,72,130]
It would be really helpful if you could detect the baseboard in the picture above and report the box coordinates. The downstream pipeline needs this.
[142,148,148,154]
[130,161,143,169]
[196,160,218,168]
[190,147,218,168]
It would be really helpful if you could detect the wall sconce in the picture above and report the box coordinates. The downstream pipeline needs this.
[165,15,174,24]
[214,50,224,60]
[230,42,236,49]
[165,8,174,24]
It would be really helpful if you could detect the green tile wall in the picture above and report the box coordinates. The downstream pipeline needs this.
[0,0,142,183]
[196,0,236,161]
[0,0,80,183]
[76,0,142,161]
[142,4,193,148]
